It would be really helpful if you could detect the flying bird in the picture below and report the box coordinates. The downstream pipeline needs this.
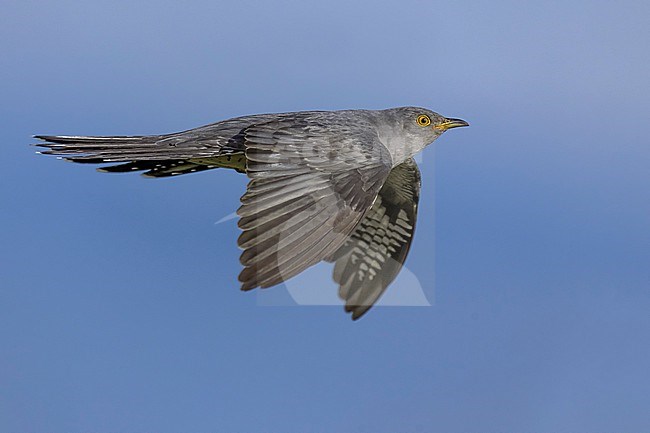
[35,107,468,319]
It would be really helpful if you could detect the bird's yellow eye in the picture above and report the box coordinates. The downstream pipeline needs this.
[416,114,431,127]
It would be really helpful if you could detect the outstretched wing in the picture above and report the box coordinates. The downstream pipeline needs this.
[237,113,393,291]
[327,158,421,320]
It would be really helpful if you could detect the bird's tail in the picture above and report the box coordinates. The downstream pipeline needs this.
[96,155,246,177]
[34,134,245,177]
[34,134,187,163]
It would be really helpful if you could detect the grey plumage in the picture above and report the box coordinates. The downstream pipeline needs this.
[327,158,420,320]
[35,107,468,319]
[237,113,393,291]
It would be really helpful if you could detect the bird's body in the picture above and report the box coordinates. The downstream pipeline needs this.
[36,107,468,319]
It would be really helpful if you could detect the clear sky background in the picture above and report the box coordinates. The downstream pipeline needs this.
[1,1,649,432]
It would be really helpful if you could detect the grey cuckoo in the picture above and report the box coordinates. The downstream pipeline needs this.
[35,107,468,319]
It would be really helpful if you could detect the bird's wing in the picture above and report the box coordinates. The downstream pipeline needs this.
[237,115,393,290]
[326,158,420,320]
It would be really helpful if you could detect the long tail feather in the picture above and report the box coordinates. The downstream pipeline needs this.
[97,160,224,178]
[34,133,218,162]
[34,119,251,178]
[35,134,169,161]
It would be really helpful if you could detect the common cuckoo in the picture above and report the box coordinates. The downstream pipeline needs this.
[36,107,468,319]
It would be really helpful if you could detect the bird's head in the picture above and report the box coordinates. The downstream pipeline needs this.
[379,107,468,162]
[396,106,468,141]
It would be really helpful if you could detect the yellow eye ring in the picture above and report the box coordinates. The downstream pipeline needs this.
[416,114,431,127]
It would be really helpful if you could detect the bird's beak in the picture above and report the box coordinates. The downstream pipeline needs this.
[435,118,469,131]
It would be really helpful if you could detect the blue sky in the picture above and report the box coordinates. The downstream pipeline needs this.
[1,0,649,432]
